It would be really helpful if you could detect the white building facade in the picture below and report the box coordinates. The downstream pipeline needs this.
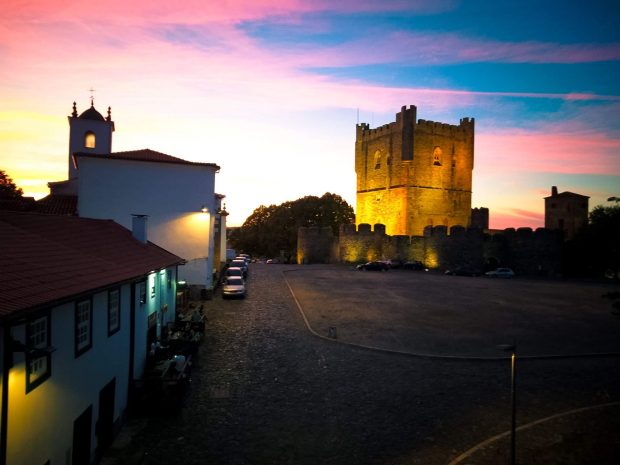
[45,100,225,294]
[76,150,221,293]
[0,212,182,465]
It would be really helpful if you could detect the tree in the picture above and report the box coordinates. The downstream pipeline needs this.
[588,205,620,278]
[230,193,355,261]
[563,205,620,278]
[0,170,24,200]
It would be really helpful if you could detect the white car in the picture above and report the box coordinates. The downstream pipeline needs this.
[485,267,515,278]
[222,277,246,299]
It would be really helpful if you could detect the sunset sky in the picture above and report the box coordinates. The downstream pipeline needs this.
[1,0,619,228]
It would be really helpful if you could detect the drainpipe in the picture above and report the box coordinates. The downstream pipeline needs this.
[1,326,10,465]
[128,283,136,407]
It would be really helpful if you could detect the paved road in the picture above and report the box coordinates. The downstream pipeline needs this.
[104,264,620,465]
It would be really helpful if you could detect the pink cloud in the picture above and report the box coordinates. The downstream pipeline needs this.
[476,127,620,177]
[2,0,447,26]
[490,209,544,230]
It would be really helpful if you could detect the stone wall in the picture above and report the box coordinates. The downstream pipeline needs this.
[297,223,563,276]
[355,105,475,237]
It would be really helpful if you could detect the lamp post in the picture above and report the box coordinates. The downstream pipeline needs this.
[498,343,517,465]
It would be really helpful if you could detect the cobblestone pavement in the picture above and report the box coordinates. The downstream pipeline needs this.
[103,264,620,465]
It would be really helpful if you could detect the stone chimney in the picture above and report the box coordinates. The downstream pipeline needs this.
[131,214,149,244]
[551,186,558,196]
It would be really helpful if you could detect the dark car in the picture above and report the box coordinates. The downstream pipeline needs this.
[402,261,425,270]
[444,266,482,277]
[356,261,389,271]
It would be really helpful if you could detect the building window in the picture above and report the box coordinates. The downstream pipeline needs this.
[374,150,381,169]
[26,313,52,392]
[108,288,120,336]
[84,131,96,148]
[139,281,146,304]
[433,146,442,166]
[167,271,172,289]
[75,299,93,357]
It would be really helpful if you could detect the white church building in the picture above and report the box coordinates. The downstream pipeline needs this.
[46,100,227,295]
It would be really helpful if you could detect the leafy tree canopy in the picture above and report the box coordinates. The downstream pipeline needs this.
[564,204,620,279]
[230,193,354,262]
[0,170,24,200]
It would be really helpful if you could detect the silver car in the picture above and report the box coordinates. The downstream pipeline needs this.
[485,267,515,278]
[222,277,246,299]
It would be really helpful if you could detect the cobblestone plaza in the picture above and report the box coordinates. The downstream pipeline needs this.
[103,264,620,465]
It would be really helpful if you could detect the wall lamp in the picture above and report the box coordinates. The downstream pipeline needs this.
[200,205,209,213]
[11,339,57,358]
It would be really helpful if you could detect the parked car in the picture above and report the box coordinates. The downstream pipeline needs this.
[222,277,246,299]
[222,267,244,282]
[356,261,389,271]
[403,261,426,271]
[445,266,482,277]
[384,259,403,269]
[230,259,248,277]
[485,267,515,278]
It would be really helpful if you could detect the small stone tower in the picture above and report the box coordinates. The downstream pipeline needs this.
[355,105,475,236]
[544,186,589,240]
[67,99,115,179]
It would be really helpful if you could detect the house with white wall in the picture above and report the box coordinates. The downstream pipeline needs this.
[0,211,183,465]
[75,148,221,295]
[40,100,225,295]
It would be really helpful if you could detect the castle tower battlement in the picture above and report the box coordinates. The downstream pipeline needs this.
[355,105,474,237]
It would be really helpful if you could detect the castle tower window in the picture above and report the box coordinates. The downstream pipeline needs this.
[374,150,381,169]
[84,131,96,149]
[433,146,442,166]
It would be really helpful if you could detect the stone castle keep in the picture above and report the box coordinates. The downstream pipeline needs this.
[298,104,565,275]
[356,105,474,236]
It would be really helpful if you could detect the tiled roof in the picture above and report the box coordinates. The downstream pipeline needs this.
[547,191,590,199]
[35,194,78,215]
[0,211,184,319]
[74,149,220,169]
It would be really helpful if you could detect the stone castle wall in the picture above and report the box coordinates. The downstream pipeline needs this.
[355,105,475,237]
[297,223,563,276]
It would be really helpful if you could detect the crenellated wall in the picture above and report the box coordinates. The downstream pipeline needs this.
[355,105,475,237]
[297,225,338,264]
[298,223,563,276]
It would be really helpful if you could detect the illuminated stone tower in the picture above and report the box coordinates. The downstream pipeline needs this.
[67,99,115,179]
[355,105,474,236]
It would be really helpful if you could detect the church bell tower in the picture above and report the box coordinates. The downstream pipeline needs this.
[67,98,115,179]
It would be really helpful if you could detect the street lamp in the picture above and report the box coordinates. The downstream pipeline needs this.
[497,342,517,465]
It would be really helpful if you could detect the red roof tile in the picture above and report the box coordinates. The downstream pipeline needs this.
[35,194,78,215]
[74,149,220,169]
[0,211,183,319]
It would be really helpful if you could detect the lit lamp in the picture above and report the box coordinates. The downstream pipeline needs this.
[200,205,208,213]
